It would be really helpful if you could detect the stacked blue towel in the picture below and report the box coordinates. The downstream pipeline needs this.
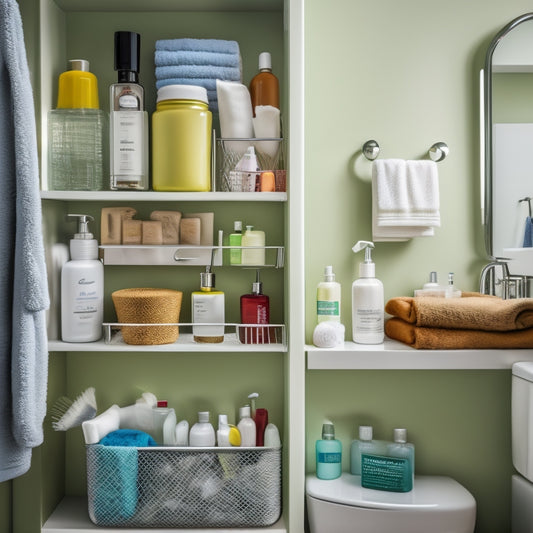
[154,38,242,112]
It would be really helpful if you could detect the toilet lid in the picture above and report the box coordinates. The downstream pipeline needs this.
[306,473,475,511]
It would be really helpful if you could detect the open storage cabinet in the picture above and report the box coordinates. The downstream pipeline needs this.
[26,0,305,531]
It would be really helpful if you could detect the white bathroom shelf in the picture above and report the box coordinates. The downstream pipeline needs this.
[306,338,533,369]
[41,496,287,533]
[40,191,287,202]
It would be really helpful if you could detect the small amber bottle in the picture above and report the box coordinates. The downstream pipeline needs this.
[249,52,279,116]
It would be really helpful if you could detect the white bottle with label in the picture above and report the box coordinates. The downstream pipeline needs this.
[316,265,341,323]
[61,214,104,342]
[351,241,384,344]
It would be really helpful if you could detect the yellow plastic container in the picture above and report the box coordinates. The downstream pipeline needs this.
[152,85,212,191]
[57,59,99,109]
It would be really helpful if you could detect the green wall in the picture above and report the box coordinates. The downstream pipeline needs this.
[304,1,533,532]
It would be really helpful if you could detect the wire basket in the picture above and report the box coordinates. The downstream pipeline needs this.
[86,444,282,528]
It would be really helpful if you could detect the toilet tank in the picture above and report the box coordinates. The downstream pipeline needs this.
[512,362,533,482]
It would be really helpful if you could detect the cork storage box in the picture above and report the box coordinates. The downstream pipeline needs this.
[111,288,183,345]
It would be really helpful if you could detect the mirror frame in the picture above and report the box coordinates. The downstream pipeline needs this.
[483,12,533,259]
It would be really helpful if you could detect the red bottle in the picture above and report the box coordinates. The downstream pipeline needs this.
[240,270,270,344]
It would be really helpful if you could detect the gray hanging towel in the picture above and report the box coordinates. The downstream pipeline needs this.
[0,0,50,482]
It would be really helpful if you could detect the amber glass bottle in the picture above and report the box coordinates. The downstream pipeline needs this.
[249,52,279,116]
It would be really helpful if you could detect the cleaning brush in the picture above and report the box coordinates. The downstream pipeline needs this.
[50,387,97,431]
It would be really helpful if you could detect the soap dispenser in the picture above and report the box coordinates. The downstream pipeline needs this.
[351,240,384,344]
[240,269,270,344]
[192,265,225,343]
[61,214,104,342]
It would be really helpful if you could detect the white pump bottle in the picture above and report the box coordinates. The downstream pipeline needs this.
[61,214,104,342]
[351,240,384,344]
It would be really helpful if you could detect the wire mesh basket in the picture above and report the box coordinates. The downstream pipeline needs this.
[86,444,282,528]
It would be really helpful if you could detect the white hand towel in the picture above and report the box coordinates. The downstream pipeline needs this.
[252,105,281,162]
[372,159,439,241]
[374,159,440,228]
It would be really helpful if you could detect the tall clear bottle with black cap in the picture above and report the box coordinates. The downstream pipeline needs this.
[110,31,148,190]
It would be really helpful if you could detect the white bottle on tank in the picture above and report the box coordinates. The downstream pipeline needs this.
[351,240,384,344]
[61,214,104,342]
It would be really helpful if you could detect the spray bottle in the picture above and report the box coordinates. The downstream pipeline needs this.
[351,240,384,344]
[61,214,104,342]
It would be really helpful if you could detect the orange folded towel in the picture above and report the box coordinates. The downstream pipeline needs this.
[385,317,533,350]
[385,294,533,332]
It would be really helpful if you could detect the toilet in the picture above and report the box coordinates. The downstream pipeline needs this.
[511,361,533,533]
[306,473,476,532]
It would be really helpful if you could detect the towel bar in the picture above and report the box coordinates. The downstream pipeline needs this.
[362,140,449,162]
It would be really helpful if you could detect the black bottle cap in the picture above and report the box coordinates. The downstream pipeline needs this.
[114,31,140,82]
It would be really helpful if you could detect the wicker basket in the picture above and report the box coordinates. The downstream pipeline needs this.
[111,288,182,345]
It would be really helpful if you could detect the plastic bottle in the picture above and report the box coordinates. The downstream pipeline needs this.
[48,59,107,191]
[175,419,189,446]
[61,214,104,342]
[240,270,270,344]
[110,31,148,190]
[255,408,269,446]
[234,146,261,192]
[316,265,341,323]
[315,421,342,480]
[152,84,212,191]
[229,220,243,264]
[192,266,225,343]
[151,400,177,445]
[387,428,415,487]
[189,411,216,446]
[350,425,386,475]
[216,414,241,447]
[351,241,384,344]
[249,52,280,116]
[237,405,256,447]
[241,225,266,265]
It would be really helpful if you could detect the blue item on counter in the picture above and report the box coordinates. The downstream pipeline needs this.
[523,216,533,247]
[100,428,157,447]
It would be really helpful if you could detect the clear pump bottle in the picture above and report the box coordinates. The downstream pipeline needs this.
[192,266,225,343]
[110,31,148,190]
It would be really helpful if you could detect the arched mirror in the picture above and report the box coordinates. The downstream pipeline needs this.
[482,13,533,297]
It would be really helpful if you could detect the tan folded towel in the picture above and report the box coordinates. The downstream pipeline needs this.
[385,317,533,350]
[385,294,533,331]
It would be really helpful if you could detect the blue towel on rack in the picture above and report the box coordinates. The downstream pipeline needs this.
[155,49,241,68]
[0,0,50,483]
[155,38,240,55]
[523,216,533,247]
[155,64,241,82]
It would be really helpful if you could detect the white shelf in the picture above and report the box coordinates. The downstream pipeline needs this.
[40,191,287,202]
[42,496,287,533]
[49,332,287,352]
[306,338,533,369]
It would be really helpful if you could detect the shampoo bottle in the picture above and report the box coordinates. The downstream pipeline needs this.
[316,421,342,480]
[387,428,415,485]
[351,241,384,344]
[229,220,243,264]
[192,266,225,343]
[237,405,256,447]
[110,31,148,190]
[249,52,280,116]
[61,214,104,342]
[240,270,270,344]
[350,425,385,475]
[189,411,216,447]
[316,265,341,323]
[152,400,177,445]
[241,225,266,265]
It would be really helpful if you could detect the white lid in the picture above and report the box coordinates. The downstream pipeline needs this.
[359,425,373,440]
[198,411,210,423]
[218,414,228,426]
[324,266,335,282]
[512,361,533,382]
[359,261,375,278]
[157,84,208,104]
[306,473,476,511]
[393,428,407,443]
[258,51,272,70]
[239,405,251,419]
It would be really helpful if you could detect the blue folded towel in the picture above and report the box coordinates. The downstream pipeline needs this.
[155,49,240,68]
[155,64,241,82]
[523,216,533,247]
[100,429,157,447]
[155,38,239,55]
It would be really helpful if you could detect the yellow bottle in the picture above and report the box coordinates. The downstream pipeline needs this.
[56,59,99,109]
[152,85,212,191]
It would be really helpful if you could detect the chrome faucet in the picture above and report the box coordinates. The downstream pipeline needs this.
[479,258,510,296]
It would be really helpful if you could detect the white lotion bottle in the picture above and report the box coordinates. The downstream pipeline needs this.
[238,405,256,447]
[316,265,341,323]
[189,411,216,447]
[61,214,104,342]
[351,240,384,344]
[241,225,266,265]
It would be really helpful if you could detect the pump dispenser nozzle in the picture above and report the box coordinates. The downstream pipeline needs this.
[67,213,95,239]
[66,214,98,261]
[352,240,376,278]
